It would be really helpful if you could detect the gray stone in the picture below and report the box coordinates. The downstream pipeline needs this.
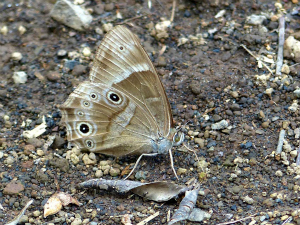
[188,208,211,222]
[50,0,93,31]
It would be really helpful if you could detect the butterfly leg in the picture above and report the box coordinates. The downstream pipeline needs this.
[169,149,179,180]
[123,153,159,180]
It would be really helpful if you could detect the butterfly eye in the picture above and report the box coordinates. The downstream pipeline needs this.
[173,132,184,146]
[90,92,98,100]
[107,91,122,105]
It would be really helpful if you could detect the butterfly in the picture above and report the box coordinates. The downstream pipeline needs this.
[60,25,184,179]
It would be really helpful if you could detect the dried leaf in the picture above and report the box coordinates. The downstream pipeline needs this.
[132,182,187,202]
[168,185,200,225]
[78,179,188,202]
[79,179,143,193]
[44,192,81,218]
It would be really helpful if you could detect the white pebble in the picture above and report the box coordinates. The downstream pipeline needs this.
[265,88,273,97]
[18,25,27,35]
[281,64,290,74]
[11,52,23,61]
[290,150,298,158]
[0,26,8,35]
[211,120,229,130]
[36,149,44,156]
[3,115,9,121]
[82,47,91,57]
[275,170,283,177]
[95,170,103,178]
[102,23,113,32]
[243,195,254,204]
[12,71,27,84]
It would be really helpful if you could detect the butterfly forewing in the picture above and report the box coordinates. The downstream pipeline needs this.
[90,26,172,136]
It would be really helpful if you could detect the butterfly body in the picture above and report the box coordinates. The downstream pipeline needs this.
[60,26,182,177]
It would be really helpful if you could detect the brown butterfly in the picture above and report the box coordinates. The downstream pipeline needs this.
[60,25,183,179]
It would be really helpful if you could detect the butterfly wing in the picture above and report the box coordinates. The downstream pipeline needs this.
[60,26,173,156]
[90,25,172,136]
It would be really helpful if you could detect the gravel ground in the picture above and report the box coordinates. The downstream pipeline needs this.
[1,0,300,224]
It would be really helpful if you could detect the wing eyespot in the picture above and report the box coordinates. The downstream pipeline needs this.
[107,91,122,105]
[83,101,90,107]
[119,46,124,50]
[76,122,93,136]
[85,139,94,149]
[90,92,98,100]
[77,111,84,117]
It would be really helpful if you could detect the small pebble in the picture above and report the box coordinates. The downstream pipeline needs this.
[177,168,187,175]
[95,169,103,178]
[12,71,27,84]
[6,156,15,165]
[230,91,239,98]
[18,25,26,35]
[243,195,254,204]
[71,218,82,225]
[46,71,61,82]
[70,153,80,164]
[33,210,41,217]
[0,26,8,35]
[103,23,113,32]
[281,64,290,74]
[19,215,29,223]
[211,120,229,130]
[109,167,121,177]
[261,121,269,128]
[36,149,44,156]
[11,52,23,61]
[194,138,205,148]
[57,49,67,57]
[135,171,147,180]
[82,154,97,165]
[275,170,283,177]
[82,47,91,57]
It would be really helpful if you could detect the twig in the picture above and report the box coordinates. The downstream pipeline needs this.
[148,0,152,9]
[170,0,176,22]
[290,63,300,67]
[240,44,273,74]
[117,15,144,25]
[0,203,4,211]
[296,146,300,166]
[137,211,159,225]
[216,215,254,225]
[281,216,292,225]
[5,200,34,225]
[276,16,285,75]
[276,130,285,154]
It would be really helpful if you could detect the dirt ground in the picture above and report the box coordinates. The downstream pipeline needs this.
[2,0,300,224]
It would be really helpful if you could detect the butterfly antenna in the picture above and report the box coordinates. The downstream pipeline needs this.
[183,143,201,170]
[169,148,179,180]
[175,120,191,132]
[123,153,159,180]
